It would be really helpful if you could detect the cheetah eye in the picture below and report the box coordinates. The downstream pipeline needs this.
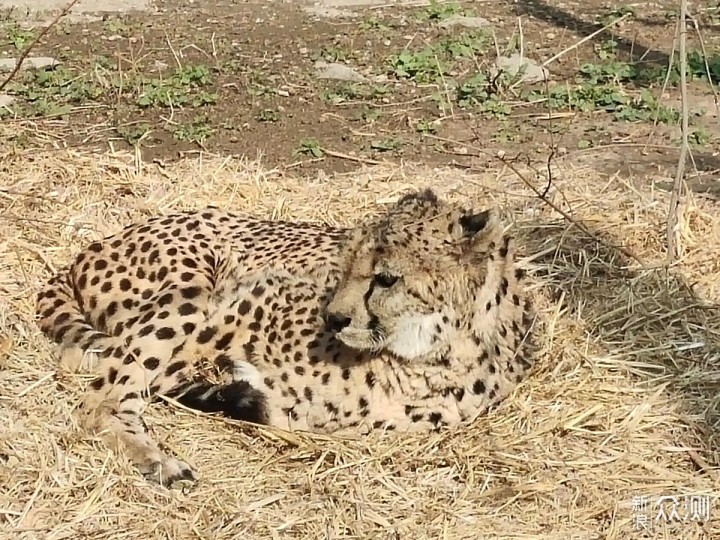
[374,272,399,288]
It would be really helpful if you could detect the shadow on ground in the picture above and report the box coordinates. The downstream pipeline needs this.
[512,0,672,71]
[520,216,720,466]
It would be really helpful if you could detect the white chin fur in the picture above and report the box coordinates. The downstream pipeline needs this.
[386,312,445,360]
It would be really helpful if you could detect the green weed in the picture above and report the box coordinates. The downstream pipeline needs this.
[297,138,324,158]
[136,65,217,108]
[4,24,34,50]
[171,115,213,144]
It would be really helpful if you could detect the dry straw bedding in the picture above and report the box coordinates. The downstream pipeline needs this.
[0,149,719,539]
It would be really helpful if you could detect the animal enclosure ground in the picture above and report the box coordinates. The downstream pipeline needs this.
[1,0,720,539]
[2,151,720,539]
[0,0,719,185]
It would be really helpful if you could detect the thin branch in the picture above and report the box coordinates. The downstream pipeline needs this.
[687,12,719,116]
[667,0,690,264]
[540,13,633,68]
[0,0,80,93]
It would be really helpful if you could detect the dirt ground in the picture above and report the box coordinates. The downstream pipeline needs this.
[2,1,720,539]
[0,0,719,184]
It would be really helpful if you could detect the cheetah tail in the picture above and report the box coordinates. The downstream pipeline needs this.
[35,271,117,356]
[166,379,269,426]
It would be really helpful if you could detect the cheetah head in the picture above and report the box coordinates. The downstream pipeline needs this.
[325,189,505,360]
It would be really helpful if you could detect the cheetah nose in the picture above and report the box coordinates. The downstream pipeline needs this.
[326,313,352,333]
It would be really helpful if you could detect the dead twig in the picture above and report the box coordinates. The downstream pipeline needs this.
[540,13,633,69]
[667,0,690,264]
[0,0,81,93]
[320,148,383,166]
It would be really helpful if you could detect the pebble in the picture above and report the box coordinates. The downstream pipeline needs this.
[494,53,549,84]
[314,61,367,83]
[0,56,60,72]
[438,15,492,30]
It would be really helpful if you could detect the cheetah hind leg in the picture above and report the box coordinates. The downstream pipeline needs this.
[78,375,197,488]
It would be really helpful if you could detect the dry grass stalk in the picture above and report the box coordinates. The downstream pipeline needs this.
[667,0,690,264]
[1,148,719,538]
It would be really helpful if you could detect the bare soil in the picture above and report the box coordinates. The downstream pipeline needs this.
[1,0,719,180]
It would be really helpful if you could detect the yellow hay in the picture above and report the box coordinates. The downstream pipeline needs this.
[1,148,718,539]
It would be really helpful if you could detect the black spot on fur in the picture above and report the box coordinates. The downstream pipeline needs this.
[165,361,186,376]
[472,380,486,394]
[143,357,160,370]
[215,332,234,350]
[197,326,218,344]
[181,286,201,299]
[237,300,252,316]
[156,327,176,340]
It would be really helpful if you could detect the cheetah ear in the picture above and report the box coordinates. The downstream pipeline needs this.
[458,210,493,238]
[454,208,503,257]
[457,208,502,243]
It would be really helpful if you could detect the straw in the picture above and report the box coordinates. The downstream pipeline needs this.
[1,147,718,538]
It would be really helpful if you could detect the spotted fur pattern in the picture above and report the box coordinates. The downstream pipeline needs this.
[35,191,536,487]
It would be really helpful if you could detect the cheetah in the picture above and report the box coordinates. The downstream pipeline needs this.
[35,190,536,486]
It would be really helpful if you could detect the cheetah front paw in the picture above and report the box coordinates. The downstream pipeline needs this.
[139,456,197,488]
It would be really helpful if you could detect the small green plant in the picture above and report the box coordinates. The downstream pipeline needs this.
[527,83,678,123]
[456,72,511,116]
[629,51,720,87]
[8,67,104,108]
[5,24,34,50]
[389,48,446,83]
[600,6,635,25]
[255,109,280,122]
[103,18,133,37]
[321,83,389,104]
[297,138,324,158]
[361,16,391,32]
[21,99,72,118]
[419,0,466,21]
[313,46,351,63]
[358,107,381,123]
[689,128,711,146]
[388,32,491,84]
[457,73,490,108]
[436,32,491,59]
[136,65,217,108]
[320,84,364,104]
[579,61,637,85]
[416,119,438,134]
[117,123,151,146]
[687,51,720,83]
[172,116,213,144]
[595,39,619,60]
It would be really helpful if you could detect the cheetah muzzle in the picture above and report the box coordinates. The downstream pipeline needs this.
[35,189,536,487]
